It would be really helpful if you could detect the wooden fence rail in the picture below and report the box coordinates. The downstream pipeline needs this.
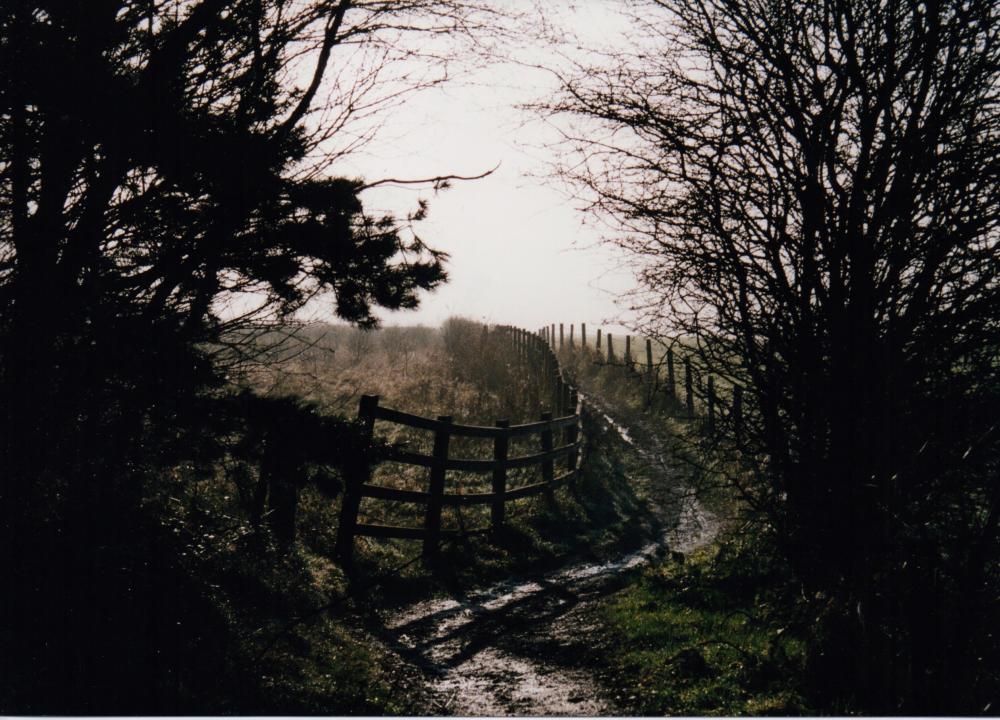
[336,325,581,562]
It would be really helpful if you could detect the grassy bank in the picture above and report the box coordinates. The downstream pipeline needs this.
[593,535,813,716]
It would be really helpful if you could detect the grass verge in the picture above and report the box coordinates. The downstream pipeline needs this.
[593,532,813,716]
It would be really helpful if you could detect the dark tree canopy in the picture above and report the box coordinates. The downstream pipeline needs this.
[0,1,468,336]
[544,0,1000,711]
[0,0,499,711]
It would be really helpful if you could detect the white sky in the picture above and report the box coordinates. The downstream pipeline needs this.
[301,1,640,336]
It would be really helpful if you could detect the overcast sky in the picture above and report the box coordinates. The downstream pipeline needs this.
[299,2,640,336]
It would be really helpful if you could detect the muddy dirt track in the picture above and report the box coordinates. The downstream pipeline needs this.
[374,396,720,716]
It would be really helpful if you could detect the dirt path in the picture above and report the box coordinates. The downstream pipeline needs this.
[379,397,719,715]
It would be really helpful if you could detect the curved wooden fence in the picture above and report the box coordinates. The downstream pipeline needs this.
[336,326,580,562]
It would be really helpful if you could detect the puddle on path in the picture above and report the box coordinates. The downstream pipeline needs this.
[434,647,609,716]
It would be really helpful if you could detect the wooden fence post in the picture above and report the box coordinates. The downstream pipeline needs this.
[581,323,587,348]
[596,328,602,351]
[625,335,632,369]
[552,370,561,415]
[607,333,613,364]
[492,420,509,536]
[684,357,694,418]
[551,323,555,348]
[707,375,716,431]
[423,415,452,561]
[566,387,579,476]
[667,348,676,400]
[335,394,379,562]
[540,411,556,504]
[559,323,564,349]
[569,323,575,348]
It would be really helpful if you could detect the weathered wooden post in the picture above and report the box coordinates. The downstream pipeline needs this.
[491,420,510,536]
[581,323,587,347]
[423,415,452,561]
[607,333,614,364]
[733,384,743,442]
[684,357,694,418]
[566,387,579,477]
[596,328,602,351]
[540,411,556,504]
[552,371,562,415]
[625,335,632,369]
[551,323,556,347]
[335,394,379,562]
[569,323,575,348]
[666,348,676,401]
[559,323,564,349]
[707,375,716,431]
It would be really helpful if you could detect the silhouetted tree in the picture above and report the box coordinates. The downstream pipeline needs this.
[0,0,500,711]
[544,0,1000,711]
